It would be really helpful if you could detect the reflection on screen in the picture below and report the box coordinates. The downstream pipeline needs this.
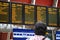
[25,5,35,24]
[12,3,22,23]
[0,2,9,22]
[37,6,46,24]
[48,8,57,26]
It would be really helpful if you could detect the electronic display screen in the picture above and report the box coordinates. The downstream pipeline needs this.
[25,5,35,24]
[48,8,57,26]
[59,9,60,26]
[37,6,46,24]
[0,2,9,22]
[12,3,22,23]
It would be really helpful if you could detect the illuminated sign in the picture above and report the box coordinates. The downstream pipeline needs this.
[48,8,57,26]
[0,2,9,22]
[56,31,60,40]
[13,29,35,40]
[25,5,35,24]
[12,3,23,23]
[37,6,46,24]
[0,1,59,26]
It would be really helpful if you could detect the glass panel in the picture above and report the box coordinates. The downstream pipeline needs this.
[37,6,46,24]
[48,8,57,26]
[12,3,22,23]
[0,2,9,22]
[25,5,35,24]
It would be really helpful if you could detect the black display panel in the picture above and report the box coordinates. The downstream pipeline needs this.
[59,9,60,26]
[0,2,9,22]
[48,8,57,26]
[12,3,23,23]
[25,5,35,24]
[37,6,46,24]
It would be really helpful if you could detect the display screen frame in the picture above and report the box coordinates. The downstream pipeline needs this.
[36,6,47,25]
[0,1,10,24]
[0,1,60,27]
[58,8,60,27]
[48,7,58,27]
[24,4,36,25]
[11,2,23,24]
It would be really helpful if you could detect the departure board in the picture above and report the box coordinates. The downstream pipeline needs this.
[12,3,22,23]
[25,5,35,24]
[37,6,46,24]
[59,9,60,26]
[0,2,9,22]
[48,8,57,26]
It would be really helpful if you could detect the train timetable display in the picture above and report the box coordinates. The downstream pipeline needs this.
[37,6,46,24]
[59,9,60,26]
[25,5,35,24]
[12,3,23,23]
[48,8,57,26]
[0,2,9,22]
